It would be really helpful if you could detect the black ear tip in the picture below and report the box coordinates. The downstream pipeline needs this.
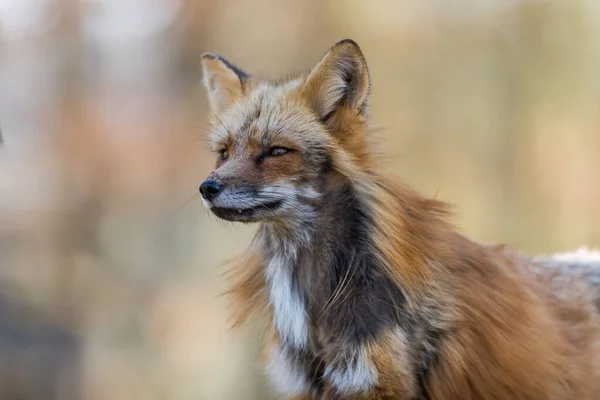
[201,53,219,61]
[333,39,362,51]
[200,53,249,81]
[330,39,367,64]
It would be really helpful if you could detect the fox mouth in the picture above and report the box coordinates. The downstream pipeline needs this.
[210,200,283,222]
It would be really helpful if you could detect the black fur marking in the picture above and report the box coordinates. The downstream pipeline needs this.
[288,346,326,395]
[333,38,362,51]
[414,328,444,400]
[321,108,336,125]
[211,200,282,222]
[217,56,249,79]
[310,184,409,343]
[341,60,357,103]
[320,156,334,175]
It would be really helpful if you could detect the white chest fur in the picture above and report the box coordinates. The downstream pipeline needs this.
[266,251,308,349]
[265,344,311,396]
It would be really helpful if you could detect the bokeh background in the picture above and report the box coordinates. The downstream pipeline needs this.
[0,1,599,399]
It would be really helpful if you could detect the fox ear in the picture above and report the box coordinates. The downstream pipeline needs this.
[201,53,249,115]
[303,39,370,124]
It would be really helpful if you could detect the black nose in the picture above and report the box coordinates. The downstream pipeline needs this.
[199,180,222,201]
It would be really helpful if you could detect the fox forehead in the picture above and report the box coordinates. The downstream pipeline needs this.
[208,80,333,153]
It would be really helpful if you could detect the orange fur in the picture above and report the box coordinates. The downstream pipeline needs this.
[222,234,270,330]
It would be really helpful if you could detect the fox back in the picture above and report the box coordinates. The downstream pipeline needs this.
[199,40,600,399]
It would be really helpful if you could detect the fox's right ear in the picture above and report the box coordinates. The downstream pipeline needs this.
[201,53,249,115]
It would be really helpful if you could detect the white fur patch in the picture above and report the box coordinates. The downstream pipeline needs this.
[550,247,600,264]
[534,247,600,290]
[265,344,310,397]
[298,184,322,200]
[267,252,308,349]
[324,348,379,395]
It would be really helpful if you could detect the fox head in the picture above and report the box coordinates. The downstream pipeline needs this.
[199,39,372,227]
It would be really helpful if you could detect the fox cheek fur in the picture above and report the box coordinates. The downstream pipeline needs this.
[199,39,600,399]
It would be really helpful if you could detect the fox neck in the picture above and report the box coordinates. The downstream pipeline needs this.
[259,176,413,350]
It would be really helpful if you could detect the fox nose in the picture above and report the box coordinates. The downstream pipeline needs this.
[199,180,222,201]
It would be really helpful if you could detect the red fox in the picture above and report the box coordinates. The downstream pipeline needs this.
[199,39,600,399]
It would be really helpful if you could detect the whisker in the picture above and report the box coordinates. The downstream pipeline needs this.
[322,250,357,314]
[162,193,200,220]
[200,103,233,145]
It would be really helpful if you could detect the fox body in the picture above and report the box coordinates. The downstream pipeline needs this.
[199,40,600,399]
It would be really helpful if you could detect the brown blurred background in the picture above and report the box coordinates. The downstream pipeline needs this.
[0,1,599,399]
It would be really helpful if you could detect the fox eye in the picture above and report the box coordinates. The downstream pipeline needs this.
[269,147,289,157]
[220,149,229,160]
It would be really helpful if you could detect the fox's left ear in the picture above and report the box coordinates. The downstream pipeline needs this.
[303,39,370,124]
[201,53,249,115]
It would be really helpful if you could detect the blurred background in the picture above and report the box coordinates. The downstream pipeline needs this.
[0,0,599,399]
